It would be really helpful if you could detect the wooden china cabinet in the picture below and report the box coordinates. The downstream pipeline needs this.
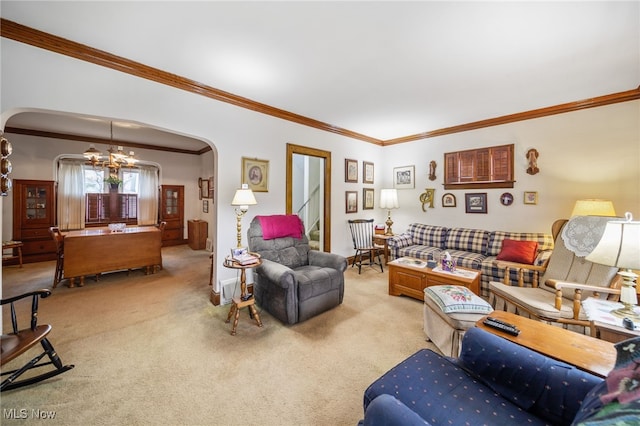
[12,179,57,263]
[160,185,184,246]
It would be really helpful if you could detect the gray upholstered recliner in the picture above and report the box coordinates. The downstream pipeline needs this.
[247,216,347,325]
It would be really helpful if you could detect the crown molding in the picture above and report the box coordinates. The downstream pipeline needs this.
[2,18,638,147]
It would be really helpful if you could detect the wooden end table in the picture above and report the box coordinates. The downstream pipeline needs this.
[476,311,615,378]
[223,255,263,336]
[373,234,392,264]
[2,241,23,268]
[388,257,480,301]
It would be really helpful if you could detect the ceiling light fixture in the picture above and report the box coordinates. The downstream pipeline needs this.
[83,121,138,172]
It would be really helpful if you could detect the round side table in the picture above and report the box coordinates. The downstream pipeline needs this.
[222,254,263,336]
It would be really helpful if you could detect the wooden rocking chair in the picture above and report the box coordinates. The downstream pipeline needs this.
[1,289,74,391]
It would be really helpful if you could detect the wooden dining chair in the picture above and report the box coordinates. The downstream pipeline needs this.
[348,219,384,274]
[1,289,74,391]
[49,226,64,288]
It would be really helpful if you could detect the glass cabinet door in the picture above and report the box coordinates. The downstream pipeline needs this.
[25,184,49,221]
[165,188,178,216]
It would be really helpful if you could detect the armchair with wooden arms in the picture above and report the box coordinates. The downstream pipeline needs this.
[489,216,622,331]
[1,289,74,391]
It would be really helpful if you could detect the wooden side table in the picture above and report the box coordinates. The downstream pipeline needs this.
[373,234,393,264]
[591,320,640,343]
[2,241,23,268]
[222,254,263,336]
[476,311,615,378]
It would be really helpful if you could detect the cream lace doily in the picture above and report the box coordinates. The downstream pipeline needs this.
[561,215,615,257]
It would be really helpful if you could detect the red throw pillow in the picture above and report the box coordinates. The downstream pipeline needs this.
[496,239,539,264]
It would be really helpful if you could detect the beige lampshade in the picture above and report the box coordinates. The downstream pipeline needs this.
[231,184,257,209]
[571,199,616,217]
[380,189,399,209]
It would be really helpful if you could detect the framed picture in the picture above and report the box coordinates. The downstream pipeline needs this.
[200,178,209,199]
[203,199,209,213]
[208,176,214,199]
[524,191,538,205]
[242,157,269,192]
[500,192,514,206]
[363,188,374,210]
[345,158,358,183]
[363,161,374,184]
[393,165,415,189]
[465,193,487,214]
[345,191,358,213]
[442,192,456,207]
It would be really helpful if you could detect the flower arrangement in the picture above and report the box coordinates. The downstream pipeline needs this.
[104,175,123,186]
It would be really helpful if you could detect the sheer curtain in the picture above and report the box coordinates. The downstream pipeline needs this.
[57,160,85,230]
[138,165,159,225]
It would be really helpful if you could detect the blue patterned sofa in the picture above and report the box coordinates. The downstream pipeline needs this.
[359,327,603,426]
[388,223,554,296]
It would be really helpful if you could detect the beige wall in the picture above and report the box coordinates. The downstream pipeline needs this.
[1,36,639,285]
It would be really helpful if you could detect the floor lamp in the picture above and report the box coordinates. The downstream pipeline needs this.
[231,184,257,247]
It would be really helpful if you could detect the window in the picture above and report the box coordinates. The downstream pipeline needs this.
[84,167,105,193]
[444,144,515,189]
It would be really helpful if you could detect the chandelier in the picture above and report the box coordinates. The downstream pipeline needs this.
[83,121,138,172]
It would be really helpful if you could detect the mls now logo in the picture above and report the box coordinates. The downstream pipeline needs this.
[4,408,57,419]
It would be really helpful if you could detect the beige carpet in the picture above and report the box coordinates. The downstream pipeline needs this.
[1,246,436,425]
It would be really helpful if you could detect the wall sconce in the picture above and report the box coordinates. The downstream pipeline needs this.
[231,184,257,247]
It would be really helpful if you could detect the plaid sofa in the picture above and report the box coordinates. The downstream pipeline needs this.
[388,223,554,297]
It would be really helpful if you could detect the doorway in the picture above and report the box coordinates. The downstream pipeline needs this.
[286,144,331,252]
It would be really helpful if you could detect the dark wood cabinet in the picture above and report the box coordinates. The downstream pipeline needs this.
[12,179,56,263]
[444,144,514,189]
[160,185,184,246]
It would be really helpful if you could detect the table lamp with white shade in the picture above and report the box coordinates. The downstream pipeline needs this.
[586,212,640,320]
[231,184,257,247]
[379,189,399,236]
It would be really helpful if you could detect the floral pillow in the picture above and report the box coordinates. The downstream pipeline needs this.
[424,285,492,314]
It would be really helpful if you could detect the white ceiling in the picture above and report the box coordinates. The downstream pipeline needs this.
[2,1,639,147]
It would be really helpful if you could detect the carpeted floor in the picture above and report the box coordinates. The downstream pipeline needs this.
[1,246,435,425]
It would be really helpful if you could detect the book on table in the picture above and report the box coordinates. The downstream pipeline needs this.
[230,247,259,265]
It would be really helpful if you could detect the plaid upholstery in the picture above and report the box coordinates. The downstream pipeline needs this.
[407,223,448,248]
[444,228,489,254]
[388,224,555,297]
[387,232,414,259]
[487,231,554,256]
[446,249,485,270]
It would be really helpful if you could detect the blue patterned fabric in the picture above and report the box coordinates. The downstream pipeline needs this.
[407,223,448,248]
[445,227,489,254]
[361,328,603,426]
[388,224,553,297]
[459,328,602,425]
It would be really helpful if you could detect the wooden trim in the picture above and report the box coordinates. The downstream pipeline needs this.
[384,87,640,145]
[0,18,381,146]
[1,18,638,146]
[3,126,206,156]
[286,143,331,252]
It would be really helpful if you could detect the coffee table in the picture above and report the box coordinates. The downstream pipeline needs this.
[388,257,480,301]
[476,311,615,378]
